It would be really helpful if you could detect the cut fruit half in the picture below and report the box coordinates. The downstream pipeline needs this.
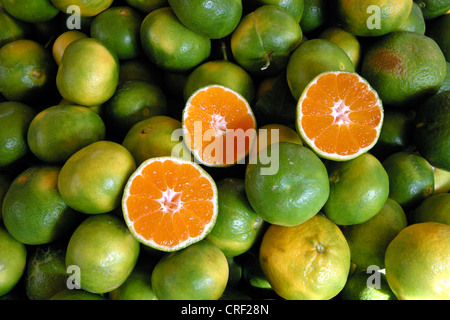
[296,71,383,161]
[182,85,257,167]
[122,156,218,252]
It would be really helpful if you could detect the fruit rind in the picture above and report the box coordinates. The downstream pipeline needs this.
[296,71,384,161]
[122,156,219,252]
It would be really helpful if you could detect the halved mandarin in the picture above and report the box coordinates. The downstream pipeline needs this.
[182,85,257,167]
[122,156,218,252]
[296,71,384,161]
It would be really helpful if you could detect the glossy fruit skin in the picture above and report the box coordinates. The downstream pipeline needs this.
[151,240,229,300]
[231,5,303,76]
[2,0,59,23]
[323,153,390,226]
[183,60,255,104]
[50,0,114,17]
[319,26,361,68]
[343,198,407,269]
[0,226,27,296]
[58,141,136,214]
[300,0,329,33]
[286,39,355,101]
[0,10,31,48]
[122,115,187,166]
[414,0,450,20]
[52,31,88,65]
[104,80,168,136]
[206,178,265,257]
[0,39,56,103]
[340,269,396,300]
[27,105,106,164]
[360,31,447,107]
[336,0,413,37]
[65,214,140,294]
[385,222,450,300]
[245,142,330,227]
[140,7,211,72]
[90,6,144,60]
[395,2,426,35]
[259,214,351,300]
[109,261,158,300]
[124,0,168,13]
[0,101,36,168]
[414,90,450,171]
[382,151,435,209]
[56,38,119,107]
[168,0,243,39]
[411,193,450,225]
[2,166,82,245]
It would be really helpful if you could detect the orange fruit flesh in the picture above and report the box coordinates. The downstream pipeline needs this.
[183,86,256,166]
[124,158,216,250]
[299,72,382,157]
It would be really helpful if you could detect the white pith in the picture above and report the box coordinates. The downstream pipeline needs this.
[331,99,351,126]
[156,188,182,214]
[210,113,228,137]
[297,71,384,161]
[122,156,218,252]
[181,85,257,167]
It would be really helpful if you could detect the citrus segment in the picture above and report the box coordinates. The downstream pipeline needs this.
[182,85,257,167]
[296,71,383,161]
[122,157,218,252]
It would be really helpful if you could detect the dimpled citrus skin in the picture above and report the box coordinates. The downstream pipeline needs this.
[323,153,390,226]
[0,226,27,296]
[336,0,413,37]
[65,214,140,294]
[27,105,106,164]
[2,166,82,245]
[0,101,36,168]
[140,7,211,72]
[245,142,330,227]
[168,0,243,39]
[385,222,450,300]
[259,214,351,300]
[151,240,229,300]
[286,39,355,101]
[361,31,446,107]
[231,5,303,76]
[58,141,136,214]
[56,38,119,107]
